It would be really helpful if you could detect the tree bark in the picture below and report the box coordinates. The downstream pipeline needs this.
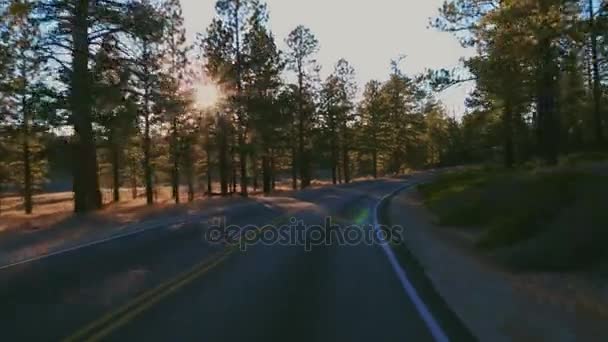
[503,100,514,168]
[270,150,276,190]
[186,163,194,203]
[536,40,559,165]
[21,64,33,214]
[233,0,248,197]
[342,126,350,183]
[589,0,604,145]
[297,60,310,189]
[143,60,154,205]
[218,117,229,196]
[171,117,180,203]
[331,127,337,184]
[231,147,237,194]
[111,142,120,202]
[71,0,102,213]
[239,146,247,196]
[291,144,297,190]
[131,172,137,200]
[252,154,258,192]
[372,149,378,179]
[206,138,213,196]
[262,154,271,194]
[372,129,378,178]
[22,119,32,214]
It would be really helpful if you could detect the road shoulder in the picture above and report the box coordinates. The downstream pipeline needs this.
[386,186,608,342]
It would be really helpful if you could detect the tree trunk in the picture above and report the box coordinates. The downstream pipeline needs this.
[291,144,297,190]
[231,147,237,194]
[218,116,229,196]
[22,127,32,214]
[252,154,258,192]
[111,142,120,202]
[206,142,213,196]
[262,154,271,194]
[372,149,378,179]
[233,0,248,197]
[331,164,337,185]
[143,95,153,204]
[131,172,137,200]
[171,117,180,203]
[21,75,33,214]
[297,62,310,189]
[270,151,276,190]
[372,130,378,178]
[342,127,350,183]
[239,145,247,196]
[331,133,337,184]
[503,100,514,168]
[187,165,194,203]
[536,43,559,165]
[589,0,604,145]
[71,0,101,213]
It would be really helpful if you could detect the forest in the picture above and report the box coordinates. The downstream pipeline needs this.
[0,0,607,214]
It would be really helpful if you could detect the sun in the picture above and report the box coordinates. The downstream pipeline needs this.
[195,81,221,109]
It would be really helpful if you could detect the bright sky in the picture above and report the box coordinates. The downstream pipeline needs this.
[182,0,474,116]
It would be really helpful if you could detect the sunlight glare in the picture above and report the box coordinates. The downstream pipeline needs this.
[195,82,221,109]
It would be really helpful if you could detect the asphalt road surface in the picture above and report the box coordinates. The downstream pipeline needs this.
[0,177,474,342]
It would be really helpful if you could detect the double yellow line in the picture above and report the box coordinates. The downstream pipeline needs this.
[63,249,233,342]
[63,214,292,341]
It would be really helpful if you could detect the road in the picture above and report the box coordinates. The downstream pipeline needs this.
[0,177,474,341]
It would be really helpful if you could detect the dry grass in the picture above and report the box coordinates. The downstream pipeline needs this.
[0,176,371,233]
[0,187,200,233]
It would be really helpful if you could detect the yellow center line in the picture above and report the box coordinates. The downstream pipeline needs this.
[86,254,231,342]
[62,249,232,342]
[63,213,292,341]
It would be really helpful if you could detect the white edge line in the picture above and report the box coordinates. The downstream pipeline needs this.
[0,200,262,271]
[0,217,186,271]
[373,181,450,342]
[0,211,218,271]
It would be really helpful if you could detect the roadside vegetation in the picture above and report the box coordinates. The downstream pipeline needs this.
[420,154,608,271]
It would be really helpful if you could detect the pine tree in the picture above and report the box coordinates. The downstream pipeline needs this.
[202,0,262,197]
[128,0,166,205]
[92,35,138,203]
[359,80,387,178]
[33,0,137,212]
[381,60,419,173]
[2,0,50,214]
[243,4,284,194]
[160,0,191,203]
[285,25,319,188]
[320,59,357,183]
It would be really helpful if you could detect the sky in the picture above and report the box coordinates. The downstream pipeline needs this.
[181,0,474,116]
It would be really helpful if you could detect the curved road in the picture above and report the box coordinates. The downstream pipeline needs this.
[0,177,474,341]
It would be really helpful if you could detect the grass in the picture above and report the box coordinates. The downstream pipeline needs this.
[0,176,369,233]
[419,164,608,270]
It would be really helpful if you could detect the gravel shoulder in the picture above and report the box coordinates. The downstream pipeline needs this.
[387,186,608,342]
